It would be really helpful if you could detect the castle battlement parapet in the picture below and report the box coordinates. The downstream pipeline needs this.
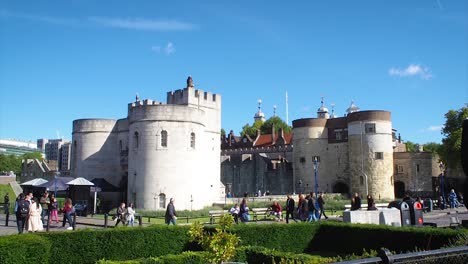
[167,87,221,109]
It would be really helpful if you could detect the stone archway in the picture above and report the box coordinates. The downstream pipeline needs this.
[394,181,405,198]
[333,181,349,194]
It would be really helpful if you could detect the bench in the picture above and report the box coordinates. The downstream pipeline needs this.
[208,210,228,224]
[344,203,388,210]
[251,208,274,221]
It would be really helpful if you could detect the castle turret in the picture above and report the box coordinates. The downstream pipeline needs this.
[347,111,394,200]
[317,97,329,119]
[254,99,266,122]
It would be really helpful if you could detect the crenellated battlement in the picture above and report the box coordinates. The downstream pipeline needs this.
[128,99,163,111]
[167,86,221,109]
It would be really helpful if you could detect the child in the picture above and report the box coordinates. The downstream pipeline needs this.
[49,197,59,224]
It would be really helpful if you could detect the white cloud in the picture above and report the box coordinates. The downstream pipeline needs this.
[164,42,175,55]
[389,64,432,80]
[420,125,443,132]
[89,17,195,31]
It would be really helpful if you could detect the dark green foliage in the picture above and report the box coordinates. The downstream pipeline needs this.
[231,222,321,253]
[0,152,43,175]
[308,222,462,255]
[0,221,463,264]
[243,246,334,264]
[96,252,208,264]
[39,225,197,264]
[0,234,50,264]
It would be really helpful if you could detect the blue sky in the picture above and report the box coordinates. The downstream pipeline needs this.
[1,1,467,144]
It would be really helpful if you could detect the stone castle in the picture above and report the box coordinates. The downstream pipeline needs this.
[71,77,222,211]
[71,78,448,211]
[221,99,445,200]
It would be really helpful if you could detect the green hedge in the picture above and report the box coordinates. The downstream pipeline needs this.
[229,222,320,253]
[243,246,334,264]
[308,221,463,255]
[41,225,200,264]
[0,221,463,263]
[0,234,50,264]
[96,251,208,264]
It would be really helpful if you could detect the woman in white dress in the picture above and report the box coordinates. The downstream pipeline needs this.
[28,197,43,232]
[126,203,136,226]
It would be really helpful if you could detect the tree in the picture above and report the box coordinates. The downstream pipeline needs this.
[188,215,240,263]
[0,154,21,175]
[240,120,263,138]
[220,128,226,138]
[23,152,43,160]
[423,142,442,154]
[440,107,468,172]
[405,141,417,152]
[260,116,292,135]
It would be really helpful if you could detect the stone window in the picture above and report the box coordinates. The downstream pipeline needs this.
[365,123,376,133]
[397,165,404,174]
[360,176,364,185]
[335,129,342,140]
[119,140,123,152]
[159,193,166,208]
[375,152,383,160]
[190,132,195,149]
[299,157,306,163]
[161,130,168,147]
[133,131,139,149]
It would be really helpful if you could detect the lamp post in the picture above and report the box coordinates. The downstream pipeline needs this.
[54,171,60,197]
[313,157,320,209]
[439,163,445,209]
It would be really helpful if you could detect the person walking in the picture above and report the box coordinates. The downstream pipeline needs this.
[15,193,30,234]
[3,193,9,214]
[285,194,297,224]
[126,203,135,226]
[307,193,317,222]
[165,198,177,225]
[62,198,75,230]
[49,197,59,224]
[115,202,126,226]
[39,191,50,225]
[317,194,328,219]
[27,197,43,232]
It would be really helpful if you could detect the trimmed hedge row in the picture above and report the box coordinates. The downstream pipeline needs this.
[0,222,463,263]
[308,221,464,255]
[97,251,208,264]
[0,234,50,264]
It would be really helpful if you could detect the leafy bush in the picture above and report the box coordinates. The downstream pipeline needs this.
[40,225,198,264]
[244,246,335,264]
[97,251,208,264]
[0,234,50,264]
[189,215,240,263]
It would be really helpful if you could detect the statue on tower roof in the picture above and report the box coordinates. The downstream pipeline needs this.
[187,76,194,88]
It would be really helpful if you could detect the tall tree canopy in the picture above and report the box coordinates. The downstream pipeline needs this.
[240,117,291,138]
[0,152,43,175]
[439,107,468,171]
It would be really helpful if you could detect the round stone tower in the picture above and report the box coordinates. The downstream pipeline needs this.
[71,118,122,189]
[347,110,394,200]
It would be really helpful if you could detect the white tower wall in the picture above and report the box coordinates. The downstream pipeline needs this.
[71,119,122,188]
[347,111,394,200]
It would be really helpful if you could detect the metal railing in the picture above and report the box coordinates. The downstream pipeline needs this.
[334,246,468,264]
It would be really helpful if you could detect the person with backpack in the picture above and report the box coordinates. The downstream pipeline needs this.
[14,193,30,234]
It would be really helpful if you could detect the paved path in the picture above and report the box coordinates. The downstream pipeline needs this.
[0,206,466,236]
